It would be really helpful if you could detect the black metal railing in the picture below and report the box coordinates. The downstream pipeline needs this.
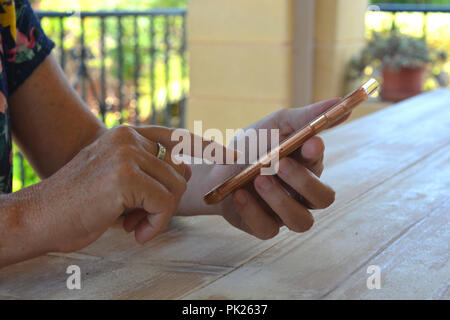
[13,9,188,190]
[369,1,450,35]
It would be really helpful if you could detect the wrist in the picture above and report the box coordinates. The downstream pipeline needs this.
[177,163,225,217]
[25,182,58,253]
[0,183,55,267]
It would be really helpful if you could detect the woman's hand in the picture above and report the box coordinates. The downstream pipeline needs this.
[170,99,349,240]
[32,125,234,254]
[213,99,349,239]
[29,125,191,253]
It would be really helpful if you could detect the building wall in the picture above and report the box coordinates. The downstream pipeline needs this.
[313,0,368,101]
[187,0,368,140]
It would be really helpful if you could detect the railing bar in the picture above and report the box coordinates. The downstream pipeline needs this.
[180,13,187,128]
[80,16,87,101]
[164,15,171,127]
[149,17,156,125]
[134,16,140,126]
[391,12,397,31]
[19,152,25,188]
[117,16,124,124]
[100,17,107,123]
[59,17,65,70]
[36,9,187,18]
[423,12,428,40]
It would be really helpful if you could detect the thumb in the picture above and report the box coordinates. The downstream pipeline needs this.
[282,98,341,131]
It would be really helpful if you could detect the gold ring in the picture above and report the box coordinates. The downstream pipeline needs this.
[156,142,167,161]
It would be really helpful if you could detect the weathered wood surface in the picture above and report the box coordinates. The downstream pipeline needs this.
[1,89,449,300]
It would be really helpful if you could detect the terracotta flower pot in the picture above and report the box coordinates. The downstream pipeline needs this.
[381,66,426,102]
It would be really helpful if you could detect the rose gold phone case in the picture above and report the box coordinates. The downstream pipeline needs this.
[204,79,379,205]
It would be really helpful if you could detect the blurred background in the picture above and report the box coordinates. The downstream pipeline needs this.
[14,0,450,190]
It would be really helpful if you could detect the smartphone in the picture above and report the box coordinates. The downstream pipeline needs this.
[204,78,379,205]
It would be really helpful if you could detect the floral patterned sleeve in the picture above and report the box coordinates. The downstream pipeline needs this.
[3,0,55,95]
[0,0,55,194]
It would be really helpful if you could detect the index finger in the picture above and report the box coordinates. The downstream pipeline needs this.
[133,126,240,165]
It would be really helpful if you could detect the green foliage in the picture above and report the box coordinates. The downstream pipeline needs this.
[348,31,447,81]
[12,148,40,191]
[13,0,187,192]
[369,32,432,70]
[35,0,187,83]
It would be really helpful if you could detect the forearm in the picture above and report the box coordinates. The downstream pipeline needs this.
[9,55,107,179]
[0,184,52,268]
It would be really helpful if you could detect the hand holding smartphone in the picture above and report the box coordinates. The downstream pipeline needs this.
[204,78,379,205]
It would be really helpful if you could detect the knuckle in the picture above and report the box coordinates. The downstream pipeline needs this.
[164,192,178,211]
[279,158,296,173]
[164,165,188,195]
[171,161,185,174]
[280,160,308,183]
[112,125,137,142]
[295,163,309,178]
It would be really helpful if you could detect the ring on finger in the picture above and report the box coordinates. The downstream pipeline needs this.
[156,142,167,161]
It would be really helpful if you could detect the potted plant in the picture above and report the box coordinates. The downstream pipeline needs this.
[348,32,447,102]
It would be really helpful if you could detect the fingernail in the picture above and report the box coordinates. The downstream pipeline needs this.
[257,176,273,192]
[279,158,293,176]
[235,192,247,206]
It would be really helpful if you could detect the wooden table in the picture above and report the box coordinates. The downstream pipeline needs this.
[1,90,449,300]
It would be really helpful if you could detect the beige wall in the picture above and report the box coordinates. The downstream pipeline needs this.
[187,0,368,138]
[313,0,368,101]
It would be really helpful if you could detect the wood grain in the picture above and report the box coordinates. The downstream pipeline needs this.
[78,215,291,268]
[183,144,450,299]
[0,255,229,300]
[325,199,449,300]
